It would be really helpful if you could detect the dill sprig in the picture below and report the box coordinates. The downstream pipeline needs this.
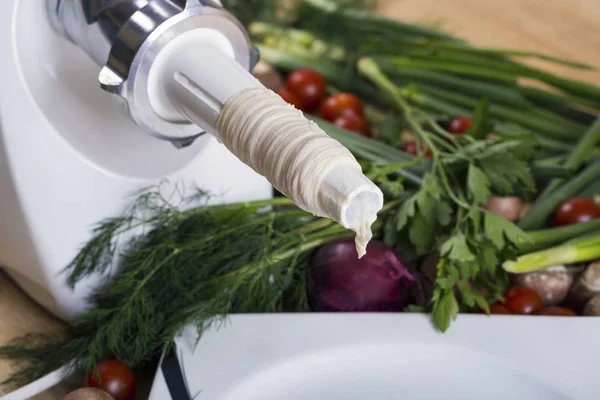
[0,188,353,388]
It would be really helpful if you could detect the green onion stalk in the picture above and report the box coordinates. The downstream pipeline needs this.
[255,43,597,149]
[504,233,600,274]
[518,159,600,230]
[293,0,600,107]
[519,119,600,229]
[521,218,600,253]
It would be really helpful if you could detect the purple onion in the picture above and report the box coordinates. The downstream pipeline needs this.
[309,239,417,312]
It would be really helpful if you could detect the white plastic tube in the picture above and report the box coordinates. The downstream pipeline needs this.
[147,29,384,256]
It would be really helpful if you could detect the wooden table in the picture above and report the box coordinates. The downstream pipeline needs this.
[1,0,599,397]
[379,0,600,85]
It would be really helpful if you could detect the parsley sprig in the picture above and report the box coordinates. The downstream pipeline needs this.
[357,58,535,330]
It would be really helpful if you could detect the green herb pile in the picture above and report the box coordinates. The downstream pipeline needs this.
[2,0,600,389]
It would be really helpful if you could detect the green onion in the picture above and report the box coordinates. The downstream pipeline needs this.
[385,68,531,108]
[580,179,600,199]
[531,164,572,180]
[504,233,600,273]
[296,0,463,42]
[536,118,600,197]
[519,86,599,124]
[381,57,518,85]
[407,83,584,141]
[518,159,600,230]
[521,218,600,252]
[535,154,567,166]
[417,41,596,71]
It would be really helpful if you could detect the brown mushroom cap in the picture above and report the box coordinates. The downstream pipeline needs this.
[581,261,600,291]
[566,262,600,308]
[512,265,577,306]
[484,196,524,222]
[252,61,283,91]
[64,388,115,400]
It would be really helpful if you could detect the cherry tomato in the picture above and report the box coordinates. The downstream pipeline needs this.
[551,197,600,227]
[503,286,544,315]
[333,112,372,137]
[85,360,136,400]
[275,88,305,110]
[401,141,432,158]
[285,68,327,112]
[319,93,364,121]
[447,116,472,134]
[534,306,576,316]
[489,304,513,314]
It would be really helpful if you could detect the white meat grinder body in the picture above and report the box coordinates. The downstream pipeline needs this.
[0,0,273,321]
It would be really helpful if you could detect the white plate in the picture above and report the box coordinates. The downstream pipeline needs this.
[149,313,600,400]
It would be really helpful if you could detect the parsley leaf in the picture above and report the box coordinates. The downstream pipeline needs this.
[395,175,453,254]
[432,288,459,333]
[440,234,475,264]
[466,98,491,140]
[409,212,433,252]
[467,164,491,205]
[477,239,500,274]
[436,201,453,226]
[479,152,535,195]
[474,295,490,314]
[484,212,531,250]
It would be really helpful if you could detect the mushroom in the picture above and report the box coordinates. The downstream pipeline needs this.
[566,260,600,309]
[64,388,115,400]
[484,196,524,222]
[251,61,283,91]
[512,265,580,306]
[583,294,600,316]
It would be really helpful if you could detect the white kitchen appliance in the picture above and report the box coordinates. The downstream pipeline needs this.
[0,0,275,321]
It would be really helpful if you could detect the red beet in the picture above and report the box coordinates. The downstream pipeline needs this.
[309,239,416,312]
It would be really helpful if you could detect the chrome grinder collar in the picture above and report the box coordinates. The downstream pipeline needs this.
[47,0,260,147]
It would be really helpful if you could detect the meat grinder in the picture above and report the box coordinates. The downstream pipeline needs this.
[0,0,274,321]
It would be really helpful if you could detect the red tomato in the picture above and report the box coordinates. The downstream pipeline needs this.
[401,141,432,158]
[534,306,576,316]
[85,360,136,400]
[333,112,372,137]
[275,88,305,110]
[447,116,473,134]
[489,304,513,314]
[319,93,364,121]
[503,286,544,315]
[285,68,327,112]
[551,197,600,227]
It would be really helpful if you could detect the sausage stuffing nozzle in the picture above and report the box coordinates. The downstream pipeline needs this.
[47,0,384,254]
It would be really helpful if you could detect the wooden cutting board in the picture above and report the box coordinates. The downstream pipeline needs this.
[1,0,600,397]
